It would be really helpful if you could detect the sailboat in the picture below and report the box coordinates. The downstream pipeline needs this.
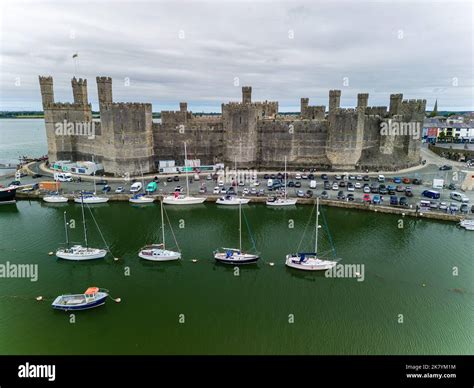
[138,198,181,261]
[130,165,154,204]
[266,156,297,206]
[216,156,251,205]
[214,202,259,264]
[285,197,337,271]
[43,181,68,203]
[74,158,109,204]
[56,199,108,261]
[163,142,206,205]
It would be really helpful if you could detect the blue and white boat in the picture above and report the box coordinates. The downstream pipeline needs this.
[129,193,154,204]
[52,287,108,311]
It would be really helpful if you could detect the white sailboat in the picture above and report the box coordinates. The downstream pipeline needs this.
[459,219,474,231]
[163,142,206,205]
[56,199,107,261]
[214,202,259,264]
[74,158,109,204]
[43,181,69,203]
[130,165,154,204]
[266,156,297,206]
[216,156,251,205]
[285,197,337,271]
[138,198,181,261]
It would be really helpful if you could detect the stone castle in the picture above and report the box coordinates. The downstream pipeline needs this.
[39,76,426,175]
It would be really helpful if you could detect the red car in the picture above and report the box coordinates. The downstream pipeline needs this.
[363,194,371,202]
[402,177,411,184]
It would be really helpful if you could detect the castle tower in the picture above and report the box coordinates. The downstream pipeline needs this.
[242,86,252,104]
[179,102,188,112]
[71,77,88,105]
[389,93,403,116]
[300,98,309,115]
[39,76,54,108]
[357,93,369,109]
[96,76,113,110]
[329,90,341,114]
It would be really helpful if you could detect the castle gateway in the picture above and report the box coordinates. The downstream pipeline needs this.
[39,76,426,176]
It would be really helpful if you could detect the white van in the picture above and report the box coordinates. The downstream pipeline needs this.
[309,180,317,189]
[54,172,73,182]
[450,191,469,203]
[267,179,273,188]
[130,182,143,193]
[377,175,385,183]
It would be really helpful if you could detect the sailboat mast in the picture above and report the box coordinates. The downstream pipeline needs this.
[63,211,69,247]
[184,142,189,197]
[81,194,88,247]
[315,197,319,253]
[92,156,96,194]
[239,201,242,252]
[284,156,287,200]
[161,197,165,248]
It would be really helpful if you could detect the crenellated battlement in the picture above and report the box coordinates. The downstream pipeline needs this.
[71,77,87,86]
[365,106,388,116]
[45,102,92,110]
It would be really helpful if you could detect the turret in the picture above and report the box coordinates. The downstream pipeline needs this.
[96,76,113,110]
[179,102,188,112]
[39,76,54,108]
[357,93,369,109]
[242,86,252,104]
[389,93,403,116]
[300,98,309,114]
[329,90,341,114]
[71,77,88,105]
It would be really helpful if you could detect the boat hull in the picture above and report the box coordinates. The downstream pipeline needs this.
[56,246,107,261]
[163,196,206,205]
[214,252,259,265]
[285,254,337,271]
[266,199,297,206]
[74,197,109,204]
[129,197,155,204]
[43,196,69,203]
[52,293,108,311]
[216,197,250,205]
[138,247,181,261]
[0,187,16,204]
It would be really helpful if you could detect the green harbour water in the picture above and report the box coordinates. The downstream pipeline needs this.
[0,201,472,355]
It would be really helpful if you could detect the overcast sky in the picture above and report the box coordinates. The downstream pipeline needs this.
[0,0,472,112]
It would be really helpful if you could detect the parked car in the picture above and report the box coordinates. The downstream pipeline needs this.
[379,186,388,195]
[339,181,346,188]
[321,174,328,180]
[324,181,330,190]
[347,193,355,201]
[297,190,305,198]
[332,182,339,191]
[387,185,396,195]
[363,194,371,202]
[347,183,355,192]
[288,181,295,187]
[354,182,361,189]
[320,191,329,199]
[301,174,308,180]
[363,175,370,181]
[372,195,381,204]
[349,175,356,180]
[393,177,401,184]
[174,185,184,193]
[218,180,224,187]
[199,186,207,194]
[102,185,111,193]
[411,178,422,185]
[399,197,408,207]
[439,165,452,171]
[429,201,439,209]
[257,189,265,197]
[213,186,220,194]
[295,181,301,188]
[356,175,363,181]
[439,202,448,211]
[449,203,458,212]
[173,175,180,181]
[363,185,371,193]
[378,175,385,183]
[115,186,125,193]
[390,196,398,206]
[405,188,413,197]
[130,182,143,193]
[250,188,257,195]
[307,174,315,180]
[337,191,345,200]
[242,188,250,195]
[422,190,440,199]
[306,190,313,198]
[450,191,469,203]
[206,174,212,180]
[460,203,469,214]
[166,177,173,182]
[370,183,379,193]
[335,174,342,180]
[396,185,405,192]
[402,177,411,184]
[295,173,302,180]
[270,174,276,179]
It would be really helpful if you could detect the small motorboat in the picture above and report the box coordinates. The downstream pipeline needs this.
[266,197,297,206]
[459,219,474,231]
[216,195,250,205]
[129,194,154,204]
[52,287,108,311]
[214,248,259,265]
